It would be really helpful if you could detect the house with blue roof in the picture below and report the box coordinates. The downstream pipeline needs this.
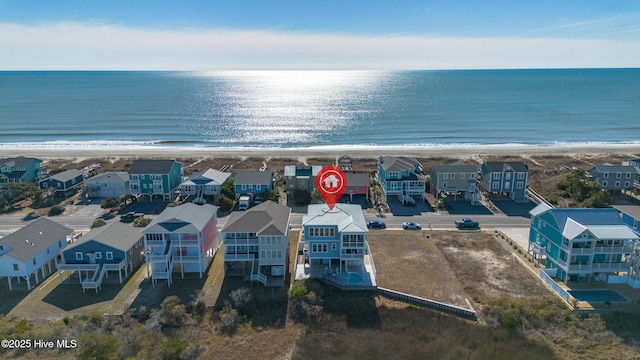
[528,203,639,284]
[296,204,376,288]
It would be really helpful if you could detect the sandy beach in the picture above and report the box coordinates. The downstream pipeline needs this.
[4,143,640,161]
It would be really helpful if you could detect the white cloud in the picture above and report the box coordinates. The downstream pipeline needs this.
[1,22,639,70]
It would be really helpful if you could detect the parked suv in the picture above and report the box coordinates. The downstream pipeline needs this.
[367,220,386,229]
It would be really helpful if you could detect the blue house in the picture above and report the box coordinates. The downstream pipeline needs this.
[128,159,183,201]
[233,171,274,197]
[377,156,426,203]
[479,162,529,202]
[0,157,43,185]
[528,203,638,284]
[39,169,84,196]
[297,204,376,288]
[614,205,640,235]
[588,164,636,192]
[58,222,144,292]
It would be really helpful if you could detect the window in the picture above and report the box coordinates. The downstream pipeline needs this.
[603,173,609,178]
[616,173,622,178]
[59,240,62,248]
[625,181,631,188]
[256,184,261,190]
[443,174,448,179]
[460,174,465,179]
[76,252,83,261]
[493,173,500,179]
[451,173,455,179]
[95,252,102,259]
[626,173,632,178]
[312,243,328,253]
[241,184,246,190]
[0,245,3,251]
[332,243,337,250]
[42,182,48,188]
[602,181,608,187]
[492,182,500,189]
[615,181,620,188]
[516,182,524,189]
[146,233,163,241]
[518,173,525,179]
[106,252,113,260]
[13,264,19,271]
[33,258,36,265]
[505,173,511,180]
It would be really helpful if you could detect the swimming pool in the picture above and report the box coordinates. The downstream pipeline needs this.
[347,272,363,284]
[568,290,628,302]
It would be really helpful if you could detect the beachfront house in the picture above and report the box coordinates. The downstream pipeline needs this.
[0,157,43,186]
[614,205,640,236]
[284,165,322,192]
[377,156,426,203]
[221,201,291,286]
[142,203,219,287]
[296,204,376,288]
[345,173,370,202]
[587,164,636,192]
[0,218,72,290]
[528,203,638,284]
[180,168,231,202]
[39,169,84,196]
[85,171,130,198]
[628,158,640,187]
[233,171,274,197]
[479,162,529,202]
[128,159,183,201]
[430,160,480,203]
[58,222,144,292]
[337,155,353,172]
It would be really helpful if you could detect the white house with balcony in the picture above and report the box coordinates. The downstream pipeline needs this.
[221,201,291,286]
[142,203,219,287]
[180,168,231,202]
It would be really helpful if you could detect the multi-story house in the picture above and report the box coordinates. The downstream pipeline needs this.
[233,171,274,197]
[221,201,291,286]
[528,203,638,284]
[142,203,219,287]
[58,222,144,292]
[39,169,84,196]
[85,171,130,198]
[615,205,640,236]
[345,173,370,202]
[297,204,376,288]
[180,168,231,201]
[479,162,529,202]
[128,159,183,201]
[284,165,322,192]
[587,164,636,192]
[430,160,479,202]
[628,158,640,187]
[0,218,72,290]
[377,156,426,203]
[0,157,43,185]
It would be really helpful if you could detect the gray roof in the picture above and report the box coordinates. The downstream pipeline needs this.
[234,171,273,185]
[222,201,291,236]
[379,156,422,172]
[284,165,322,178]
[129,160,180,174]
[183,169,231,186]
[589,164,636,173]
[431,161,478,174]
[144,203,218,233]
[0,157,40,167]
[0,218,72,262]
[483,162,528,173]
[67,222,141,252]
[346,173,370,187]
[85,171,129,184]
[303,204,367,233]
[614,205,640,221]
[47,169,83,182]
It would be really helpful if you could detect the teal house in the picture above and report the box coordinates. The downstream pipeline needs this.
[528,203,639,283]
[129,160,183,201]
[376,156,426,203]
[0,157,43,185]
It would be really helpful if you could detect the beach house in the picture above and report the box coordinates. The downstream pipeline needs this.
[284,165,322,192]
[345,173,370,202]
[479,162,529,202]
[628,158,640,187]
[0,218,72,290]
[128,159,183,201]
[39,169,84,196]
[0,157,43,186]
[142,203,219,287]
[221,201,291,286]
[377,156,426,203]
[180,168,231,201]
[528,203,638,284]
[84,171,130,198]
[58,222,144,292]
[233,171,274,197]
[430,160,480,203]
[587,164,636,192]
[297,204,376,288]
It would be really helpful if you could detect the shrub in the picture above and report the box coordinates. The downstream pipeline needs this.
[262,189,280,203]
[229,287,253,309]
[159,337,188,360]
[294,190,311,206]
[160,296,188,329]
[215,194,234,212]
[219,305,239,334]
[289,281,323,323]
[221,181,235,199]
[48,205,65,216]
[77,333,120,360]
[133,217,152,227]
[91,218,107,228]
[100,196,121,209]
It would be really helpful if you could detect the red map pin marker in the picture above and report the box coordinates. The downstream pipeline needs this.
[316,166,348,210]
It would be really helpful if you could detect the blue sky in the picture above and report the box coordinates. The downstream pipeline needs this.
[1,1,639,70]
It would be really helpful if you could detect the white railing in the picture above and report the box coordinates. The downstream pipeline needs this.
[250,272,267,286]
[592,262,630,271]
[82,265,107,293]
[224,238,259,246]
[224,253,256,261]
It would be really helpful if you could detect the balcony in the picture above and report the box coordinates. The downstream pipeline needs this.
[224,237,259,246]
[593,245,633,254]
[224,253,256,262]
[592,262,630,272]
[530,242,545,255]
[567,247,594,255]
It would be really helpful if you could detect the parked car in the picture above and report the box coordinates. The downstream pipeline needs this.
[402,222,422,230]
[367,220,386,229]
[120,212,144,222]
[455,217,479,229]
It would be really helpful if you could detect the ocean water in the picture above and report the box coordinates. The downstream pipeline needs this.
[0,69,639,151]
